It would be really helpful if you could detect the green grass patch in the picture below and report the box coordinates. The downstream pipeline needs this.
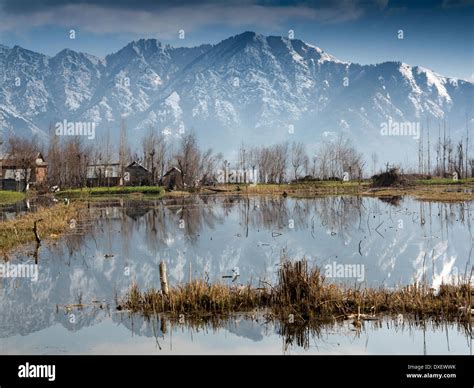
[415,178,474,185]
[0,190,25,205]
[57,186,165,198]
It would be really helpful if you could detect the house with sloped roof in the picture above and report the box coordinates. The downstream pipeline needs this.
[0,152,47,191]
[160,166,183,190]
[124,161,152,186]
[86,163,121,187]
[86,161,152,187]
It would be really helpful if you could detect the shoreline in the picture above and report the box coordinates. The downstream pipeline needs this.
[53,179,474,202]
[0,183,472,253]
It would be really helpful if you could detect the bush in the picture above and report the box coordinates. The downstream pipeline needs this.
[371,168,405,187]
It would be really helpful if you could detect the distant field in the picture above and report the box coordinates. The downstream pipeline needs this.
[57,186,165,198]
[215,180,369,191]
[415,177,474,185]
[0,190,25,205]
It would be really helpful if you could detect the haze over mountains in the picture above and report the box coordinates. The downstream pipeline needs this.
[0,31,472,164]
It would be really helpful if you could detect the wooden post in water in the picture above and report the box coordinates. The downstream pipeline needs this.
[33,219,42,244]
[159,261,169,296]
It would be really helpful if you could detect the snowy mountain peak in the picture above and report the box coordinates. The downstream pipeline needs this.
[0,33,472,164]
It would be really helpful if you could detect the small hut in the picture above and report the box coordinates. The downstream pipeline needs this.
[124,162,152,186]
[160,167,183,190]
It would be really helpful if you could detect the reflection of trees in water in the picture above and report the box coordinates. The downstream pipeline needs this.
[235,196,366,237]
[45,196,472,263]
[276,317,472,352]
[312,196,364,239]
[134,196,227,247]
[114,313,472,354]
[415,201,472,240]
[244,197,290,232]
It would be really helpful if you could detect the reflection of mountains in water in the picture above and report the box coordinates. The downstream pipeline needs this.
[112,313,268,343]
[1,196,472,338]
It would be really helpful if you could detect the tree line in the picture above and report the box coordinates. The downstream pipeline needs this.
[1,121,472,190]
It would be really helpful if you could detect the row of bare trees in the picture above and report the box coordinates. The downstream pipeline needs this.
[226,135,365,184]
[3,128,366,190]
[6,121,471,191]
[417,118,472,178]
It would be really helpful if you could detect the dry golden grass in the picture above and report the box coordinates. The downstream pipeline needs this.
[179,181,474,202]
[362,186,474,202]
[121,260,473,322]
[164,190,192,197]
[0,202,85,254]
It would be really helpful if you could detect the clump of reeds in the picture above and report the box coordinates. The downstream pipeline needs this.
[121,259,473,322]
[0,203,85,254]
[122,281,271,317]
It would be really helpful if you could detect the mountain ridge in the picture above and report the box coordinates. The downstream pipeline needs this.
[0,31,472,163]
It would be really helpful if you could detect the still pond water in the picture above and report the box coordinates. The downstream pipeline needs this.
[0,195,472,354]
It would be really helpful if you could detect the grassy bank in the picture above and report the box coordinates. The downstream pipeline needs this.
[0,191,25,205]
[199,181,474,202]
[362,185,474,202]
[415,177,474,185]
[121,260,473,322]
[55,179,474,202]
[57,186,165,199]
[0,203,84,254]
[202,181,367,197]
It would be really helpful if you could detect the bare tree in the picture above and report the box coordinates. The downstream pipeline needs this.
[273,142,288,183]
[200,149,221,184]
[142,126,167,184]
[370,152,378,176]
[315,135,364,180]
[6,134,38,191]
[290,141,307,181]
[455,140,464,178]
[175,132,201,187]
[119,119,131,182]
[47,123,62,186]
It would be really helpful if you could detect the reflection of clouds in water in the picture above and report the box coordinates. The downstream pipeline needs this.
[168,251,186,283]
[413,239,465,290]
[432,256,457,290]
[0,315,470,355]
[0,196,472,347]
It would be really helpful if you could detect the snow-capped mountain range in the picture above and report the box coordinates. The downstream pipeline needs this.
[0,31,472,163]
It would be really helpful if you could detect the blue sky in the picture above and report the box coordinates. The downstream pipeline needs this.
[0,0,472,80]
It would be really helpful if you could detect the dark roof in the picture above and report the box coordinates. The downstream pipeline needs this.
[0,153,48,167]
[125,161,150,172]
[163,166,182,177]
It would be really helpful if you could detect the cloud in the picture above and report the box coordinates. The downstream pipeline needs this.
[0,1,381,36]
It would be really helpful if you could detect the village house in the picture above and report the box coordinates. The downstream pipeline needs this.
[86,161,152,187]
[86,163,121,187]
[124,161,152,186]
[0,153,48,191]
[160,166,183,190]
